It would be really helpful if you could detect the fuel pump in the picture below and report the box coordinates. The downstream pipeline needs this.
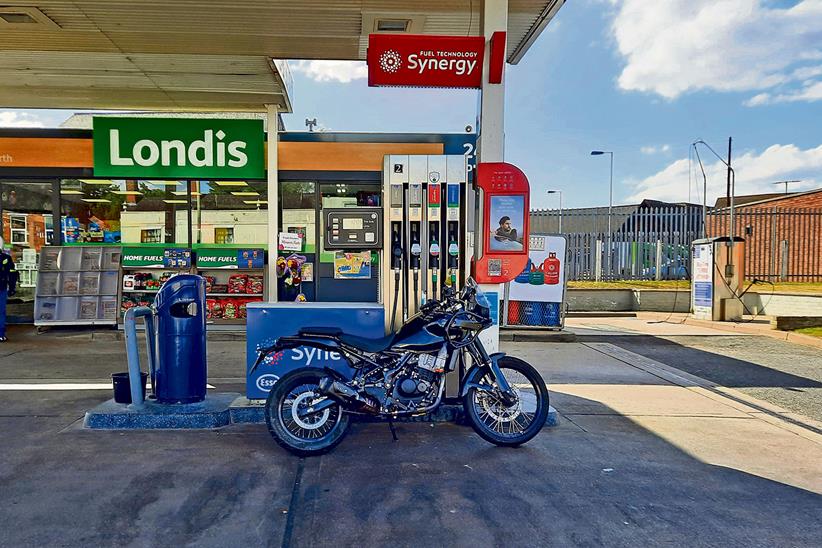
[425,156,445,301]
[407,156,426,315]
[445,154,465,291]
[385,155,408,331]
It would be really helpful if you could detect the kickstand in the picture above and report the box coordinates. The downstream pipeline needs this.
[388,418,399,442]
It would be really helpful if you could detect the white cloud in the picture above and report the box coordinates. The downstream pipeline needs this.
[0,111,46,127]
[641,144,671,155]
[627,143,822,204]
[611,0,822,103]
[744,80,822,105]
[289,60,368,83]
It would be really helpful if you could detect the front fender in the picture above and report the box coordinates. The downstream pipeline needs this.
[460,352,506,398]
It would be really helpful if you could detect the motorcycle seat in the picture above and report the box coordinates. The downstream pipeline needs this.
[298,327,394,353]
[298,327,342,337]
[339,332,395,353]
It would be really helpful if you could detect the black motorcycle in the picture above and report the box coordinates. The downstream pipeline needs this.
[251,277,550,456]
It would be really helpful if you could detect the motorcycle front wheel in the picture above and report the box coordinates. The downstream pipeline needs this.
[463,356,550,447]
[264,369,350,456]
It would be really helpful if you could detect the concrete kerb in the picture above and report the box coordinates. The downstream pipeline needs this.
[83,395,559,431]
[675,315,822,349]
[583,342,822,443]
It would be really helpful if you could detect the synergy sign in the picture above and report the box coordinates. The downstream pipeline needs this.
[93,117,265,179]
[367,34,485,88]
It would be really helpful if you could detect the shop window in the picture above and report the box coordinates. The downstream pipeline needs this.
[61,179,189,245]
[140,228,163,243]
[320,182,380,208]
[191,180,268,245]
[214,227,234,244]
[9,214,28,245]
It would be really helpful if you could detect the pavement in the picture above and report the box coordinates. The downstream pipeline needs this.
[566,313,822,423]
[0,323,821,547]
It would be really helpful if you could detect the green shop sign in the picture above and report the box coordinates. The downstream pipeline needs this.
[122,247,192,268]
[196,248,265,269]
[93,117,265,179]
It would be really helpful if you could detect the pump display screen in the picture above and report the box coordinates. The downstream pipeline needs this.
[488,195,525,252]
[342,218,363,230]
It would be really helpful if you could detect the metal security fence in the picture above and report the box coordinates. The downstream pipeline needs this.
[531,206,702,281]
[707,207,822,282]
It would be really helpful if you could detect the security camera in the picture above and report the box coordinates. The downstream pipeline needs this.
[465,125,473,133]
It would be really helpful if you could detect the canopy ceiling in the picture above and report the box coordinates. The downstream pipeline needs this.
[0,0,563,112]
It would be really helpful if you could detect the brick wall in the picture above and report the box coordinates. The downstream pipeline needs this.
[707,194,822,281]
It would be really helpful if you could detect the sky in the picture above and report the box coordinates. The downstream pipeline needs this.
[2,0,821,210]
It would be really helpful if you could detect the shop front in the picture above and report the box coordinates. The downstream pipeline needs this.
[0,120,474,327]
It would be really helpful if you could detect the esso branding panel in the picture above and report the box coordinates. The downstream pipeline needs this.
[473,162,531,284]
[367,34,485,88]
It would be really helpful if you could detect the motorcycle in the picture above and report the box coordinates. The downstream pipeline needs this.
[250,277,550,456]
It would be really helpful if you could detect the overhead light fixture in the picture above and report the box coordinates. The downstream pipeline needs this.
[80,179,116,185]
[163,199,188,205]
[60,190,83,195]
[81,198,112,203]
[111,190,143,196]
[243,200,268,205]
[172,191,200,196]
[231,191,260,196]
[214,181,248,187]
[376,19,410,32]
[0,7,60,29]
[0,12,35,23]
[143,180,181,186]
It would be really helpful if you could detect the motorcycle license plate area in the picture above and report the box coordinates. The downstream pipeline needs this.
[246,302,385,399]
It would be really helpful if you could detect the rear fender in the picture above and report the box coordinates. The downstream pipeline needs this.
[460,352,507,398]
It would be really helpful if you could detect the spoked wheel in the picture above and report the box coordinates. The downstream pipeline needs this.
[264,369,350,456]
[463,356,550,447]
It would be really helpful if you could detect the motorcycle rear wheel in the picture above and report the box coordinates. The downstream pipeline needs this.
[264,369,350,456]
[463,356,549,447]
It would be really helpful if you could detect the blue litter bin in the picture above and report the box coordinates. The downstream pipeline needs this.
[153,274,207,404]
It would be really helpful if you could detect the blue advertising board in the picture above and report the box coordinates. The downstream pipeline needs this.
[245,302,385,399]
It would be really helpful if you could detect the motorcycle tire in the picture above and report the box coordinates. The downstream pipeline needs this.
[264,369,350,456]
[463,356,550,447]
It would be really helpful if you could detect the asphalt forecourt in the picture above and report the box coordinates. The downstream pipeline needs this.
[1,327,820,546]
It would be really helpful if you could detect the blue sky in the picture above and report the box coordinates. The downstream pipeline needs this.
[3,0,821,209]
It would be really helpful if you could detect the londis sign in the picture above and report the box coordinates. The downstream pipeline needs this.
[93,117,265,179]
[367,34,485,88]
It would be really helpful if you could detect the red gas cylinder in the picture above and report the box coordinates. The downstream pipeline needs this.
[542,252,561,285]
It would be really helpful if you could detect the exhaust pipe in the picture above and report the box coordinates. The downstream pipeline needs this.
[318,377,380,415]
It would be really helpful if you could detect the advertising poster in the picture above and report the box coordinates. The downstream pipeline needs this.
[692,243,713,320]
[509,235,567,303]
[278,232,303,252]
[333,251,371,279]
[488,195,525,252]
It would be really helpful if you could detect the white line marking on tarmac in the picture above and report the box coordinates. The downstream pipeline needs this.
[0,383,216,390]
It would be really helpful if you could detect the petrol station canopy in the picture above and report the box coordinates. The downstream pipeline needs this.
[0,0,563,112]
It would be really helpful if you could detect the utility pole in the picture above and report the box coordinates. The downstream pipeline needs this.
[727,137,736,241]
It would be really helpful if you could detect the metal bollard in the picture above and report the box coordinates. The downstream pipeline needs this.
[123,306,157,407]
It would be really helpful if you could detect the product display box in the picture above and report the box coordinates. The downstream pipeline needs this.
[34,246,122,326]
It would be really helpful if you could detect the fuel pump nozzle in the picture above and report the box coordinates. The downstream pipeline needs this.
[409,225,421,314]
[447,226,459,290]
[390,225,403,332]
[429,237,440,301]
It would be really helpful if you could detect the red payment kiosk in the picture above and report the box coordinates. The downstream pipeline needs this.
[473,162,531,284]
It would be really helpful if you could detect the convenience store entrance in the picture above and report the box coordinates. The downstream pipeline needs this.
[278,178,381,304]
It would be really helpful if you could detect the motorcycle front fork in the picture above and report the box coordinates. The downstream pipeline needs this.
[465,341,515,404]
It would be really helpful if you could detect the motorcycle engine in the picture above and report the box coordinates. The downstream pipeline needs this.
[394,354,439,399]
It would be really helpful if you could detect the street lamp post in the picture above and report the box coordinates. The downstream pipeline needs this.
[591,150,614,275]
[547,190,563,233]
